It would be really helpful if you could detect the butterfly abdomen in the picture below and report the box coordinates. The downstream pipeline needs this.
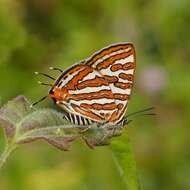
[64,113,95,125]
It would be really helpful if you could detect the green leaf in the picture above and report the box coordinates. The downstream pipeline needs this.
[0,96,33,139]
[0,96,81,151]
[111,129,140,190]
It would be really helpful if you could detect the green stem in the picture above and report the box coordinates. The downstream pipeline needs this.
[0,143,17,169]
[111,130,140,190]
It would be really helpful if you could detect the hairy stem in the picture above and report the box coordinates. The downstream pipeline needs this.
[0,143,17,169]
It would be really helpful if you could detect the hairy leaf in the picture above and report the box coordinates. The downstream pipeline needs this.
[0,96,81,150]
[0,96,33,139]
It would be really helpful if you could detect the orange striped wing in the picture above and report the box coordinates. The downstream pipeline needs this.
[50,43,136,125]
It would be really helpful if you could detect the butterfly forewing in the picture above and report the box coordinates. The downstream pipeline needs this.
[51,43,136,125]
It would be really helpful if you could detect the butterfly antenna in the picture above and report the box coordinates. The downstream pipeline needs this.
[30,95,48,107]
[136,113,156,116]
[126,107,155,118]
[49,67,63,73]
[38,81,53,87]
[34,72,55,80]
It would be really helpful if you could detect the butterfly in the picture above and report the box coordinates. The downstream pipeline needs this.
[33,43,137,127]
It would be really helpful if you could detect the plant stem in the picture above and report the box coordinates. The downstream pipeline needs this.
[111,131,140,190]
[0,143,16,169]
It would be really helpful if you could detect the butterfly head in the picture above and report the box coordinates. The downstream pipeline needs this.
[32,67,68,107]
[49,87,68,103]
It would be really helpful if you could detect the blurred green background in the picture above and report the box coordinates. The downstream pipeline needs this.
[0,0,190,190]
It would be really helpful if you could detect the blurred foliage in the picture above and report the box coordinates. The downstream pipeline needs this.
[0,0,190,190]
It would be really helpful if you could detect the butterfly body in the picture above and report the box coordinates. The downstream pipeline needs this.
[49,43,136,127]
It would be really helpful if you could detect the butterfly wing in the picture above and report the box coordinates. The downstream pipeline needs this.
[55,62,116,123]
[86,43,136,124]
[52,43,135,125]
